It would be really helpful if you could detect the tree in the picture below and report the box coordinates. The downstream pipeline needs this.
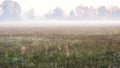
[52,7,64,19]
[67,10,77,20]
[75,6,96,20]
[69,10,76,17]
[97,6,108,18]
[45,7,64,19]
[1,0,21,20]
[0,5,2,15]
[110,6,120,19]
[26,9,35,19]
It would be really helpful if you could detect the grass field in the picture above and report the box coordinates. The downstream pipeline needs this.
[0,26,120,68]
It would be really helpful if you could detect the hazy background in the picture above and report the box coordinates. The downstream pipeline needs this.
[0,0,120,26]
[0,21,120,27]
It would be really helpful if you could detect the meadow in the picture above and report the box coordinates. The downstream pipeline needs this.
[0,26,120,68]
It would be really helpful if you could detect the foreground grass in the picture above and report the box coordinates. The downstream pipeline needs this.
[0,27,120,68]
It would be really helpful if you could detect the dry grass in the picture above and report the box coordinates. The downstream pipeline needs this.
[0,26,119,68]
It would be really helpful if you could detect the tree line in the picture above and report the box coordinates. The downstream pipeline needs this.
[0,0,120,21]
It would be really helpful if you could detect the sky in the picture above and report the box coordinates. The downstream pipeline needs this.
[0,0,120,16]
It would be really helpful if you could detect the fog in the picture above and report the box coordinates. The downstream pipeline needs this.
[0,21,120,27]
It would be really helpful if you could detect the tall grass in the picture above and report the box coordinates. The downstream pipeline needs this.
[0,27,120,68]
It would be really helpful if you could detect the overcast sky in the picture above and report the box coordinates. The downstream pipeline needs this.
[0,0,120,16]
